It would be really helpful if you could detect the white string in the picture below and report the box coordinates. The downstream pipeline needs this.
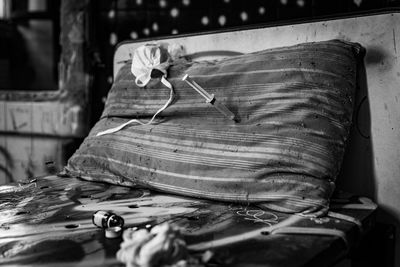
[96,76,174,137]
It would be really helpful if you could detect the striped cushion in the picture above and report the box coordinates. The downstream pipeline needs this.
[66,39,363,214]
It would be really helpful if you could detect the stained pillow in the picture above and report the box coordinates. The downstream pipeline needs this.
[65,39,363,215]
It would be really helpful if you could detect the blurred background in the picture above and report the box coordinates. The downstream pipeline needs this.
[1,0,400,124]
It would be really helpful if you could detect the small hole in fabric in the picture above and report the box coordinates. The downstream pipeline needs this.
[151,69,164,78]
[65,224,80,229]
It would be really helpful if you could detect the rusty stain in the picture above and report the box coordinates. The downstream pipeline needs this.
[10,111,17,130]
[16,122,28,130]
[0,146,14,183]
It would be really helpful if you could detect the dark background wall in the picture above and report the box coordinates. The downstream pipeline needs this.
[0,0,60,91]
[88,0,400,125]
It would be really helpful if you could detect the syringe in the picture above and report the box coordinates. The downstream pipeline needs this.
[182,74,237,122]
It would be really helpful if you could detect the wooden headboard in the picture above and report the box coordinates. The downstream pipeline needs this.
[114,10,400,252]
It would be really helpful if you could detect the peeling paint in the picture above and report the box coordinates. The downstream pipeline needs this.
[65,105,82,134]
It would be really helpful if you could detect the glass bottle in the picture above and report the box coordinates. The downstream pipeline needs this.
[92,210,124,228]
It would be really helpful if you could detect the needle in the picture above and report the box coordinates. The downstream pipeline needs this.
[182,74,237,122]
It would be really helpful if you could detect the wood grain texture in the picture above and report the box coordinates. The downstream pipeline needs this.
[0,0,90,185]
